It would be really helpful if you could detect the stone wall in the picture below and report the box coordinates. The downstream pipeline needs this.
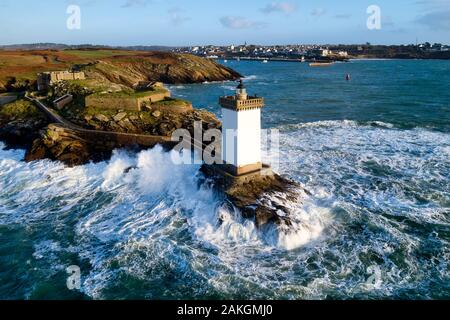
[137,92,171,111]
[49,71,85,82]
[149,101,193,114]
[53,94,73,110]
[37,71,85,91]
[143,92,170,104]
[86,91,172,112]
[0,95,17,106]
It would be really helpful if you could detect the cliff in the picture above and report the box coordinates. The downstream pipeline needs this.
[85,52,241,85]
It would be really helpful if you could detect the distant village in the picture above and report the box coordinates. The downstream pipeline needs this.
[1,42,449,60]
[171,42,450,61]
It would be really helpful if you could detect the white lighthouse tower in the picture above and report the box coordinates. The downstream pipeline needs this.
[219,80,265,175]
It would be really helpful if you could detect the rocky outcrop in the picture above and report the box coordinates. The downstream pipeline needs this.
[25,124,112,166]
[0,118,48,148]
[0,99,49,148]
[200,165,306,228]
[68,108,221,137]
[87,52,242,86]
[26,125,91,166]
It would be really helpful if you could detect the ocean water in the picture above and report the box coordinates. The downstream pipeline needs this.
[0,60,449,299]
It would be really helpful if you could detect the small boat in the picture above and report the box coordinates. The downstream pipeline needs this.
[309,62,333,67]
[262,59,268,63]
[224,59,228,63]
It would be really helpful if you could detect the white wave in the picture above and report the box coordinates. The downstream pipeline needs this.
[220,85,236,91]
[243,75,258,81]
[1,119,449,299]
[280,119,360,131]
[276,120,450,226]
[262,196,332,251]
[0,142,25,162]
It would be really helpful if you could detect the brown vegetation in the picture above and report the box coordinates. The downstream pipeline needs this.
[0,49,241,92]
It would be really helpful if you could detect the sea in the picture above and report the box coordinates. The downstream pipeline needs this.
[0,59,449,299]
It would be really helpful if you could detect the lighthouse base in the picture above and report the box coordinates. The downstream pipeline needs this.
[222,162,263,176]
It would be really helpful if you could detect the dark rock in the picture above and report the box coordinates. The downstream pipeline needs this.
[0,118,48,148]
[199,165,304,228]
[158,122,172,136]
[25,124,92,166]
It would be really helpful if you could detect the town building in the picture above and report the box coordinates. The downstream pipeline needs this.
[219,80,264,176]
[310,48,331,57]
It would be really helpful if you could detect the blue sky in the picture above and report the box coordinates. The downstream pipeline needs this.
[0,0,449,45]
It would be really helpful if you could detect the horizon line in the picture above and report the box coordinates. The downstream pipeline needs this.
[1,41,448,48]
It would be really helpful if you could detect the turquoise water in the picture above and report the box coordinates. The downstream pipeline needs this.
[0,60,449,299]
[172,59,450,132]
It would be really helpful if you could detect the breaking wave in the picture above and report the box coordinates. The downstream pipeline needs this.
[0,142,329,299]
[0,118,449,299]
[243,75,258,81]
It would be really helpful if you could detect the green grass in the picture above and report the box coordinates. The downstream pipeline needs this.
[0,99,45,120]
[151,97,190,107]
[68,106,158,126]
[82,106,123,118]
[90,87,168,98]
[69,79,112,93]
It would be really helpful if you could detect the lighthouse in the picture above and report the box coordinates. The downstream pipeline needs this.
[219,80,265,176]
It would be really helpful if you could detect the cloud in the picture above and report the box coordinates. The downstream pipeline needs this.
[168,8,190,26]
[415,10,450,30]
[261,2,297,15]
[311,8,327,17]
[413,0,450,30]
[414,0,450,11]
[333,14,351,19]
[220,16,268,29]
[382,16,396,28]
[121,0,150,8]
[168,7,181,14]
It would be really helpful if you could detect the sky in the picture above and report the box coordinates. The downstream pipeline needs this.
[0,0,449,46]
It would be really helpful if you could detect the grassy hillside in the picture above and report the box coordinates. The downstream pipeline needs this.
[0,49,241,92]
